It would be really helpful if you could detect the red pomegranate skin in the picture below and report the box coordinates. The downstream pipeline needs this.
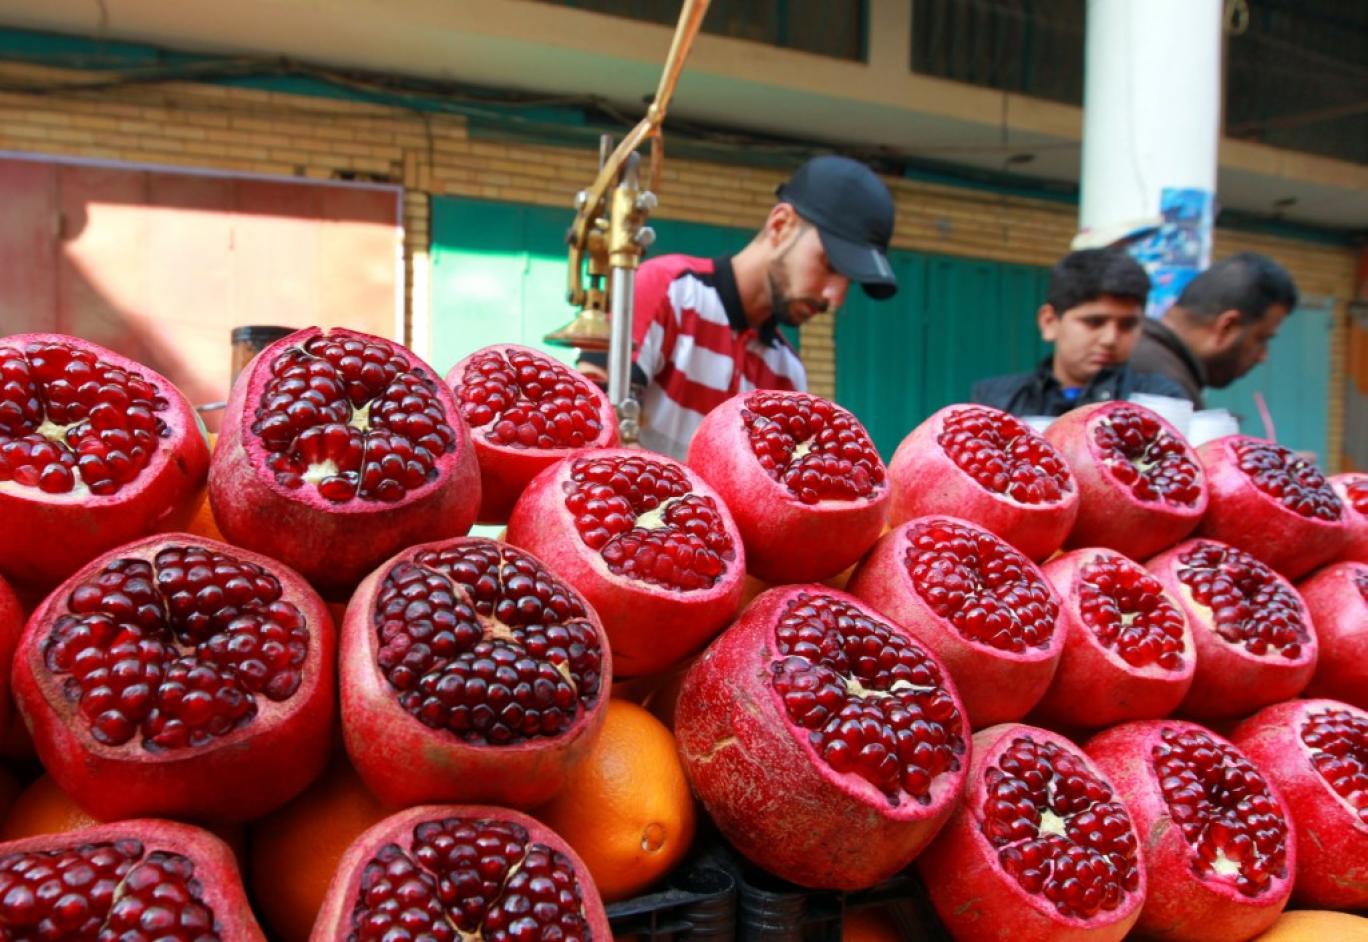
[1044,401,1208,560]
[848,516,1063,728]
[0,574,21,735]
[310,804,610,941]
[1086,720,1294,942]
[12,533,335,822]
[1232,699,1368,909]
[1196,435,1347,581]
[1299,561,1368,708]
[887,404,1079,561]
[1331,473,1368,563]
[446,344,619,525]
[916,724,1145,942]
[0,818,265,939]
[210,327,480,594]
[1146,539,1316,719]
[686,390,890,583]
[0,333,210,591]
[675,586,971,891]
[1033,549,1194,730]
[505,448,745,677]
[340,537,610,809]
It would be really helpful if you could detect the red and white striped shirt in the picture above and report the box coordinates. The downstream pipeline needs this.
[632,255,805,459]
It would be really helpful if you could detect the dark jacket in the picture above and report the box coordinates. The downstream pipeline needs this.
[971,358,1191,418]
[1129,317,1207,408]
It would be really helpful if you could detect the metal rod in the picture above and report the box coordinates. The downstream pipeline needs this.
[609,264,640,443]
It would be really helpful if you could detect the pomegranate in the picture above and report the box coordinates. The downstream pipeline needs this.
[0,334,210,590]
[916,724,1144,942]
[1033,549,1194,730]
[1196,435,1346,580]
[505,449,744,677]
[210,327,480,594]
[685,390,889,583]
[0,574,20,735]
[847,516,1062,728]
[1085,720,1294,941]
[340,537,609,808]
[12,533,335,822]
[1232,699,1368,909]
[1146,539,1315,719]
[310,804,610,941]
[1331,472,1368,562]
[1044,401,1207,559]
[887,404,1078,561]
[446,344,618,525]
[0,819,264,939]
[1299,561,1368,708]
[674,585,970,890]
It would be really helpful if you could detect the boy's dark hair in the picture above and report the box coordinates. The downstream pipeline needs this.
[1173,252,1299,325]
[1045,249,1151,315]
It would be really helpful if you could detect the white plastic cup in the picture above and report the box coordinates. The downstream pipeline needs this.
[1021,415,1056,434]
[1187,408,1241,447]
[1126,393,1195,440]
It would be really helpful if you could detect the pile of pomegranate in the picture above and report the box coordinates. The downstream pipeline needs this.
[0,330,1363,941]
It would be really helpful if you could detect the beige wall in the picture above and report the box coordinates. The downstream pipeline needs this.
[0,59,1357,464]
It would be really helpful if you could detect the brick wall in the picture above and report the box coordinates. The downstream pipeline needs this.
[0,60,1358,461]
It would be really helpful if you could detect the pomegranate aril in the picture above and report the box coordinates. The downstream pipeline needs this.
[981,737,1139,919]
[937,407,1071,505]
[1301,707,1368,821]
[374,544,603,747]
[1092,406,1203,506]
[903,520,1058,652]
[1151,727,1288,895]
[1235,440,1341,521]
[1177,542,1308,658]
[457,349,605,449]
[742,392,884,503]
[1076,555,1186,669]
[770,593,965,804]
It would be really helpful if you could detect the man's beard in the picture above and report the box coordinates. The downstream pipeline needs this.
[767,269,828,327]
[1203,342,1244,389]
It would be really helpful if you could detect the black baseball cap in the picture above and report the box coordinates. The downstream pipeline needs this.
[776,155,897,300]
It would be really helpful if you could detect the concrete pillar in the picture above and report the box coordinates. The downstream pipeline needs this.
[1076,0,1224,317]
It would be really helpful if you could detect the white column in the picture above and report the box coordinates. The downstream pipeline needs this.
[1077,0,1223,314]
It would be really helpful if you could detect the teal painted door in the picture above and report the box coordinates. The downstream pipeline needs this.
[1205,299,1334,462]
[428,195,759,377]
[837,251,1051,459]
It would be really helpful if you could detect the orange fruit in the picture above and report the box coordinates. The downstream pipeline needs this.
[0,765,21,824]
[156,485,226,542]
[1252,910,1368,941]
[535,699,695,902]
[248,754,390,942]
[843,905,904,941]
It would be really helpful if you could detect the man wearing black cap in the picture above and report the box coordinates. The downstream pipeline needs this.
[617,154,897,459]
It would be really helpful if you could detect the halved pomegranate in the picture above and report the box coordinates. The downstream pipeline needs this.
[1147,539,1316,719]
[1033,548,1194,730]
[1196,435,1346,580]
[446,344,618,524]
[686,390,889,583]
[1299,561,1368,709]
[1331,472,1368,563]
[310,804,610,941]
[0,819,264,939]
[12,534,335,822]
[505,449,744,677]
[1232,699,1368,909]
[0,574,20,736]
[1086,720,1294,941]
[1044,401,1207,559]
[887,404,1078,561]
[675,586,970,890]
[916,724,1145,942]
[847,516,1062,728]
[0,334,210,590]
[210,327,480,594]
[340,536,609,808]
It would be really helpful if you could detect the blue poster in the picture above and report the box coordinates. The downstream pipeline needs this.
[1126,187,1215,319]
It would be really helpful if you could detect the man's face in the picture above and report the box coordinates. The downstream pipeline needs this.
[1205,303,1290,388]
[768,223,850,328]
[1040,294,1144,388]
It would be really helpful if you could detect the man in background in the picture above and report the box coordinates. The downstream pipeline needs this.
[1130,251,1298,408]
[584,154,898,460]
[972,248,1187,416]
